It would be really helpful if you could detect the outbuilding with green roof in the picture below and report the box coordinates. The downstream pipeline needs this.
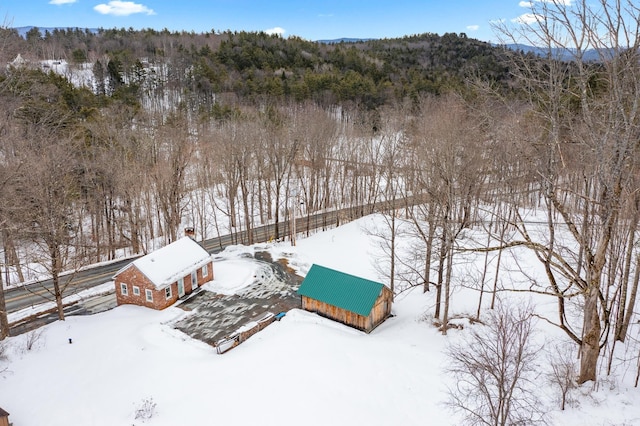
[297,264,393,333]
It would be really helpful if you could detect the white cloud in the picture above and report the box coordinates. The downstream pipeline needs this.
[466,25,480,31]
[49,0,77,4]
[514,0,572,26]
[521,0,573,7]
[265,27,286,36]
[94,1,156,16]
[512,13,541,24]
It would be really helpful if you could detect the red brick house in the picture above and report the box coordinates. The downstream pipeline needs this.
[114,237,213,310]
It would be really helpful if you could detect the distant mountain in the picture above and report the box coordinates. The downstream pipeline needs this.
[13,27,369,43]
[317,38,373,44]
[503,43,610,62]
[14,26,99,38]
[6,28,617,63]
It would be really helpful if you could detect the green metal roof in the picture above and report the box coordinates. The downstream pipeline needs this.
[297,264,385,316]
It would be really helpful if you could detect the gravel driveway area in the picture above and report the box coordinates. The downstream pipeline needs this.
[173,251,303,345]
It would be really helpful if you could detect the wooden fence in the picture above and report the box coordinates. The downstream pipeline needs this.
[215,312,276,354]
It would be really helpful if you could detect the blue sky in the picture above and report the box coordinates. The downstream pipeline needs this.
[2,1,537,42]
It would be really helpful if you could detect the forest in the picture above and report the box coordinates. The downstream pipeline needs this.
[0,0,639,394]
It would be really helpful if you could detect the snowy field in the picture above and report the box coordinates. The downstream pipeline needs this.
[1,215,639,425]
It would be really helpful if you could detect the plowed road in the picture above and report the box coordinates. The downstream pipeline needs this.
[5,202,390,318]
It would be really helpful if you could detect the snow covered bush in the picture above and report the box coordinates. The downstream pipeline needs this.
[134,397,157,421]
[25,329,44,351]
[444,303,547,425]
[547,342,578,410]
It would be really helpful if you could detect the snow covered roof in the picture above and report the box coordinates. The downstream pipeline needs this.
[116,237,211,290]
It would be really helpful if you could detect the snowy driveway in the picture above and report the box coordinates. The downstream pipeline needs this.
[173,250,303,345]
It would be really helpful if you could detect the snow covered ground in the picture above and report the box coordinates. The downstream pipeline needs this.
[0,215,639,425]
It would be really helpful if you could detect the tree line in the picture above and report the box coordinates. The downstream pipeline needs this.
[0,26,511,109]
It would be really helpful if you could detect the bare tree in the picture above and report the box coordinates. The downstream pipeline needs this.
[262,104,300,241]
[368,103,413,298]
[0,195,12,339]
[0,13,21,338]
[546,342,578,411]
[408,96,486,330]
[290,102,338,234]
[613,191,640,342]
[210,111,260,244]
[12,131,82,320]
[0,149,22,337]
[445,303,547,426]
[148,113,193,244]
[0,110,15,338]
[493,0,640,383]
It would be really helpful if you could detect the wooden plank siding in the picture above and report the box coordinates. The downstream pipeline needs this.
[0,407,9,426]
[369,286,393,330]
[301,286,393,333]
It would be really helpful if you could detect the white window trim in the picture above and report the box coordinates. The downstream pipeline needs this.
[120,283,128,296]
[145,289,153,302]
[165,286,172,300]
[132,286,140,296]
[202,263,208,277]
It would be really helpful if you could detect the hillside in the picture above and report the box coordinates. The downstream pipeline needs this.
[1,27,511,108]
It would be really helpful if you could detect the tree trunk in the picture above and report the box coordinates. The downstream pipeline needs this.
[51,245,66,321]
[240,179,253,245]
[52,272,65,321]
[619,254,640,341]
[2,229,24,283]
[490,211,509,310]
[578,284,601,383]
[266,178,273,222]
[273,184,281,240]
[476,231,492,320]
[435,229,446,319]
[615,214,638,341]
[442,242,453,335]
[0,267,9,339]
[258,179,265,225]
[423,204,436,293]
[435,203,452,319]
[389,212,396,299]
[126,196,141,254]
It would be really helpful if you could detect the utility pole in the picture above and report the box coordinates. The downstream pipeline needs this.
[290,189,297,246]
